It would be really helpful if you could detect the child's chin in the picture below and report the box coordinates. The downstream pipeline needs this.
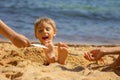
[42,40,51,43]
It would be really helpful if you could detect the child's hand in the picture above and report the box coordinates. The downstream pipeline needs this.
[43,41,55,63]
[43,41,54,54]
[84,49,104,61]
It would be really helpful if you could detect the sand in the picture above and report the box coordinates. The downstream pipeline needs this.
[0,42,119,80]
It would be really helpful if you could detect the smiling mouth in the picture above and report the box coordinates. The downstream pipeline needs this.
[42,36,49,40]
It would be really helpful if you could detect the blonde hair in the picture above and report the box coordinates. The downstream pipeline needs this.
[34,17,57,38]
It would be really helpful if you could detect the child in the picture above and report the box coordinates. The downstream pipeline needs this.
[34,17,68,65]
[84,47,120,68]
[0,19,31,48]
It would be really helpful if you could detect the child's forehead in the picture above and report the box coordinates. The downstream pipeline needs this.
[37,22,52,29]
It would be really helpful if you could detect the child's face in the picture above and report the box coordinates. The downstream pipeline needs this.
[36,22,56,44]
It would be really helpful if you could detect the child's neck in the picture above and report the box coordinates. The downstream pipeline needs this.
[41,41,54,45]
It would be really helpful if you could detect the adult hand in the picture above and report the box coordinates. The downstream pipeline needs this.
[10,33,31,48]
[0,19,31,48]
[84,49,105,61]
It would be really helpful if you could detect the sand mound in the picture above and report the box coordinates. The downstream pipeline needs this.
[0,42,119,80]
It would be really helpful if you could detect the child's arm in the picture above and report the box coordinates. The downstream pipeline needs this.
[0,19,31,48]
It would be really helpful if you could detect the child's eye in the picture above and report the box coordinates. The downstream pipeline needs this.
[38,30,43,33]
[46,27,51,31]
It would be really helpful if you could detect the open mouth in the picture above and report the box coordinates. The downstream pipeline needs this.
[42,36,49,40]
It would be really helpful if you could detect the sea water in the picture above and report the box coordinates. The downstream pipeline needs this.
[0,0,120,45]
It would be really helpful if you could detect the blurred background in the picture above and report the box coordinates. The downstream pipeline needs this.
[0,0,120,45]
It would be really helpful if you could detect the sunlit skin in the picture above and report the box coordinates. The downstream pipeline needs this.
[35,19,68,64]
[0,19,31,48]
[58,42,68,65]
[36,22,56,63]
[36,22,56,45]
[84,47,120,68]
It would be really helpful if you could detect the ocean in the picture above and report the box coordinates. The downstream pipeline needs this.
[0,0,120,45]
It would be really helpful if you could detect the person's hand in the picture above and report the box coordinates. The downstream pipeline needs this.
[10,33,31,48]
[84,49,105,61]
[42,41,55,63]
[43,41,54,57]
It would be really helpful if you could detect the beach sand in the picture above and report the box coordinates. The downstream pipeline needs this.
[0,42,119,80]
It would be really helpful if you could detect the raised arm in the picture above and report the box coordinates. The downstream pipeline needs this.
[0,19,31,48]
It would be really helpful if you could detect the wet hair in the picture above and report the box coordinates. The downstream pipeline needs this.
[34,17,57,38]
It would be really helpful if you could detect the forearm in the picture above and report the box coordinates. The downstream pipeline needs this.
[102,47,120,55]
[0,20,17,40]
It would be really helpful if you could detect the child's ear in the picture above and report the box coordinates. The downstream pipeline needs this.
[53,31,57,37]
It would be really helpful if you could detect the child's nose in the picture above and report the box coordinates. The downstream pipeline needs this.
[43,29,47,33]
